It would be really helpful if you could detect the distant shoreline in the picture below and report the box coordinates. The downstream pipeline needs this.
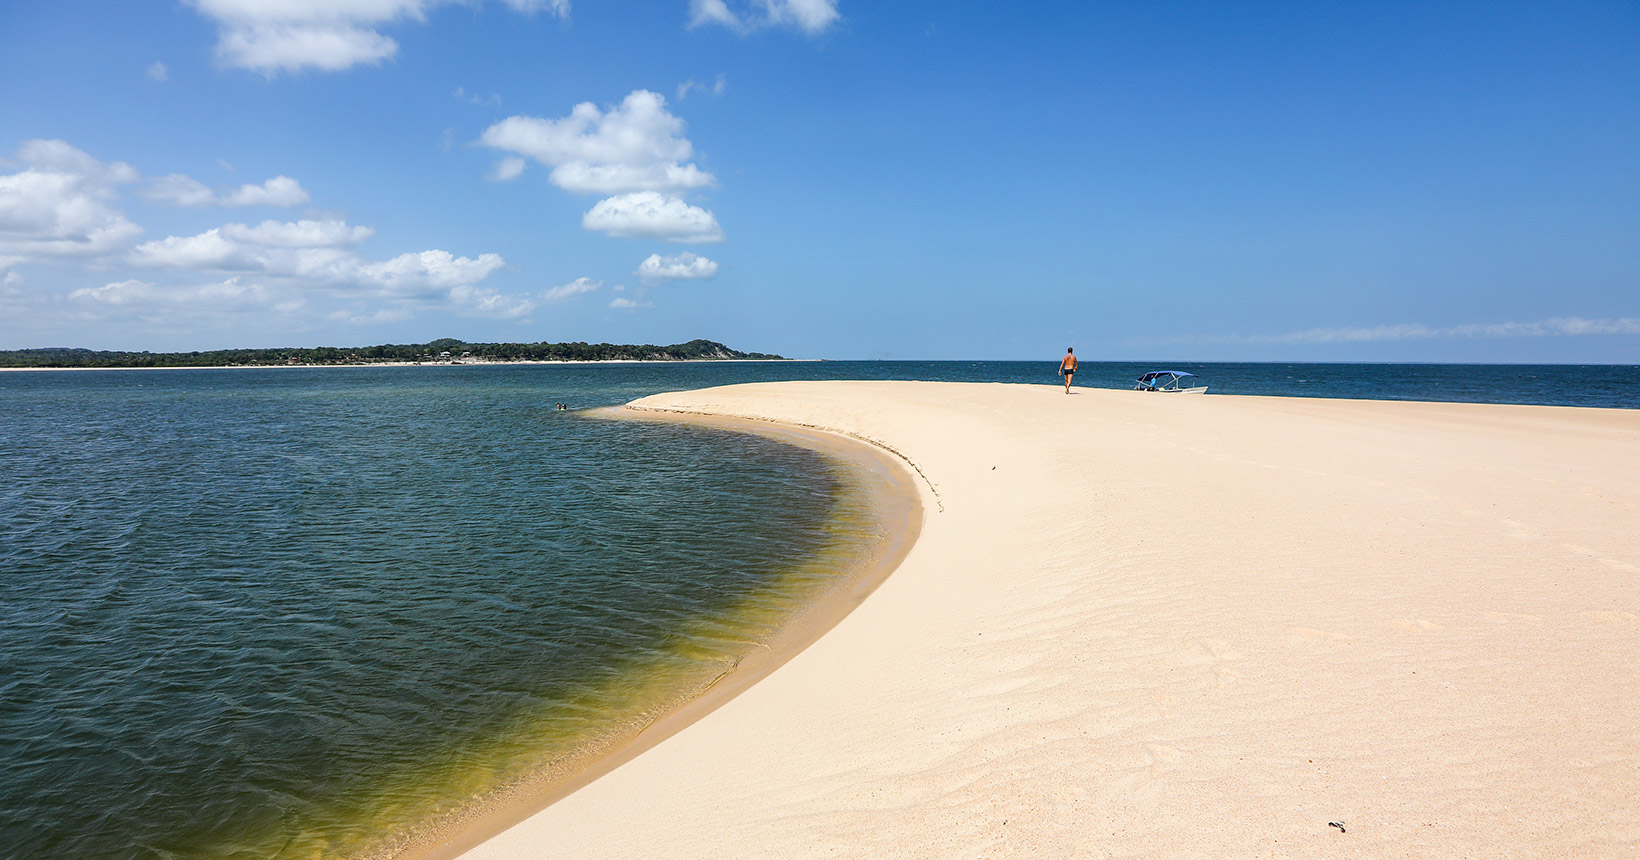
[0,358,813,373]
[0,337,787,370]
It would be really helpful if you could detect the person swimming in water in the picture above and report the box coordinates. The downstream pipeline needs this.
[1058,347,1077,394]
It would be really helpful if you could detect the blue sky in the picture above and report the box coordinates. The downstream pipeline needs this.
[1,1,1635,361]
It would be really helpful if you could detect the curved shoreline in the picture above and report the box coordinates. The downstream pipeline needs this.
[397,402,926,860]
[453,380,1640,860]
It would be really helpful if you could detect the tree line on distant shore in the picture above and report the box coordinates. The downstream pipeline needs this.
[0,338,787,368]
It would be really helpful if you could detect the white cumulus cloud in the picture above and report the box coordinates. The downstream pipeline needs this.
[143,174,310,207]
[144,175,216,207]
[3,137,533,330]
[71,276,298,313]
[128,217,505,308]
[215,22,401,73]
[355,249,506,292]
[544,161,716,195]
[582,191,724,243]
[478,90,715,195]
[15,138,140,181]
[223,176,310,206]
[128,219,372,272]
[356,271,591,321]
[0,140,142,259]
[221,218,373,247]
[189,0,569,74]
[689,0,838,35]
[128,229,247,269]
[542,276,600,301]
[636,251,718,281]
[122,225,516,320]
[147,62,170,82]
[445,283,536,318]
[330,306,415,325]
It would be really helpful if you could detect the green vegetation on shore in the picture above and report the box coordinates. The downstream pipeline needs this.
[0,338,786,369]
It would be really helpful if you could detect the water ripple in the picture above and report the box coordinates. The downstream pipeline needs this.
[1,367,874,859]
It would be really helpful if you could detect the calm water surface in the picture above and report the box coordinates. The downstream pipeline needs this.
[2,365,878,860]
[2,360,1634,859]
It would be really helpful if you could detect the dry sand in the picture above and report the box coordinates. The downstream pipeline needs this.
[455,381,1640,859]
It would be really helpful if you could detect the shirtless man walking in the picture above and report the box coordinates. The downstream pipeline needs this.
[1058,347,1077,394]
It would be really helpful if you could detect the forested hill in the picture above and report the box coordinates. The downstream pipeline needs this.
[0,339,787,368]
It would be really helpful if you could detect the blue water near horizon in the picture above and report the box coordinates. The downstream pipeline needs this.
[2,360,1636,859]
[786,360,1640,409]
[7,359,1638,408]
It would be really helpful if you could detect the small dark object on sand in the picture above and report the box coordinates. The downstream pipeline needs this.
[1329,821,1346,833]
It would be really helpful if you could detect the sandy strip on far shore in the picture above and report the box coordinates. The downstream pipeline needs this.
[451,381,1640,860]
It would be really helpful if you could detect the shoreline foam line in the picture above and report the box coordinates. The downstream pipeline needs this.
[398,404,926,860]
[452,380,1640,860]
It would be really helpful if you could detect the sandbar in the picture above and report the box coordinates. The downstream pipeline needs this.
[454,380,1640,859]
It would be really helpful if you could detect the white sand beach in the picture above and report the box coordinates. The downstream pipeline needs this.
[450,381,1640,859]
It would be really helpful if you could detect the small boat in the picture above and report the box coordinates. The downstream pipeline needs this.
[1134,370,1208,393]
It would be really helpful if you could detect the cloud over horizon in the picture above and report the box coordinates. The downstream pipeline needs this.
[72,276,304,316]
[129,219,507,304]
[0,137,558,333]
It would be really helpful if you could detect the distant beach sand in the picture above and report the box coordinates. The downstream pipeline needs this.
[444,381,1640,859]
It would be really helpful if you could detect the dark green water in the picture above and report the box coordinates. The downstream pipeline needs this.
[2,359,1634,859]
[0,365,882,860]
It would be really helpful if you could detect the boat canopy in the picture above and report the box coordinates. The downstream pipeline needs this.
[1136,371,1196,381]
